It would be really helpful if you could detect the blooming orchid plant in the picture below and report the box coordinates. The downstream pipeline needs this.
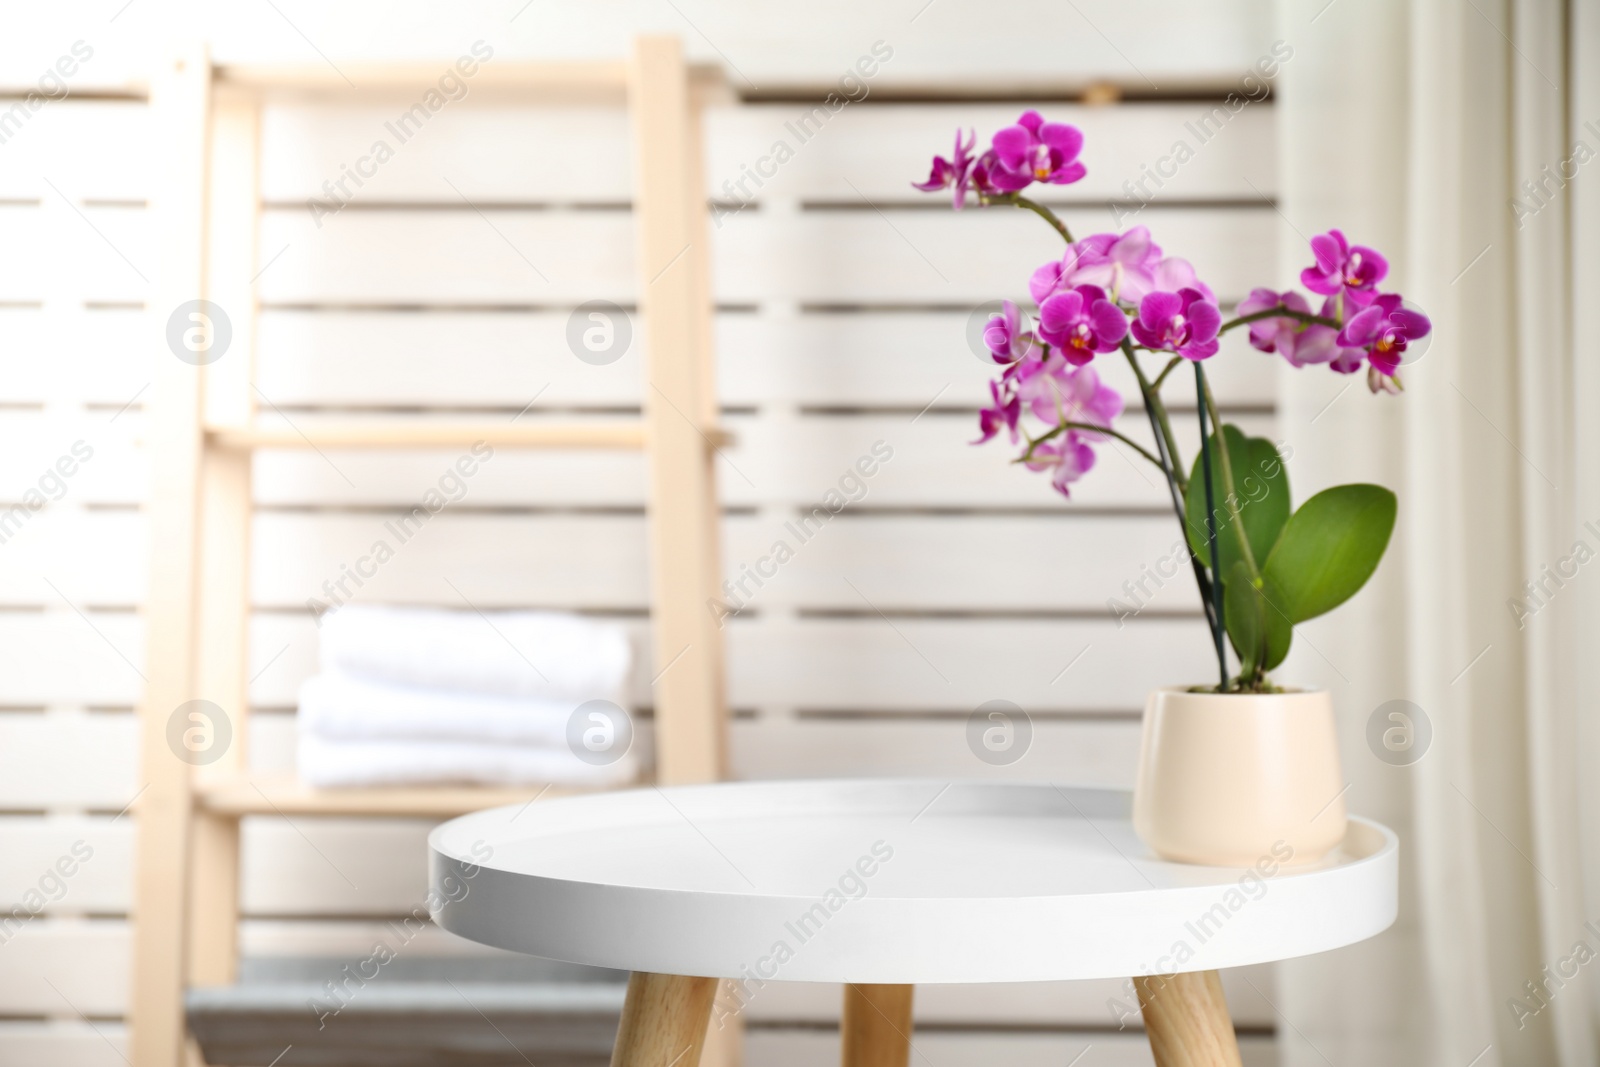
[916,112,1422,693]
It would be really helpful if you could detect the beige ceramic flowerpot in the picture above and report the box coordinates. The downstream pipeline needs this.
[1132,687,1348,866]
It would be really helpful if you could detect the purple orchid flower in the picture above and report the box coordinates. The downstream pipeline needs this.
[1337,293,1432,382]
[1274,295,1365,371]
[1301,229,1389,309]
[1030,227,1213,306]
[1037,284,1129,365]
[988,111,1087,192]
[1015,355,1125,426]
[1031,229,1154,303]
[1024,433,1098,497]
[982,300,1042,365]
[1146,256,1212,302]
[1131,288,1222,361]
[1236,288,1337,368]
[1237,288,1304,353]
[975,378,1021,444]
[1366,368,1403,394]
[913,129,984,210]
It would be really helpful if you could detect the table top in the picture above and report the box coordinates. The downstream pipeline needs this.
[428,779,1398,984]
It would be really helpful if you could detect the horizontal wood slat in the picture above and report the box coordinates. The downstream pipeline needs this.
[196,776,581,817]
[0,610,1253,714]
[219,59,640,93]
[0,923,128,1015]
[0,816,129,912]
[0,204,149,305]
[252,206,1276,306]
[255,102,1274,205]
[209,419,663,450]
[256,308,1282,410]
[0,408,1278,508]
[0,709,1158,812]
[704,103,1277,205]
[1,100,1277,206]
[240,410,1273,509]
[0,1026,130,1067]
[0,306,1281,409]
[244,510,1201,614]
[0,103,152,201]
[0,508,1208,613]
[243,614,1224,712]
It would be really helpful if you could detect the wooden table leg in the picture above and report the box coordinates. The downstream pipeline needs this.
[1133,971,1242,1067]
[841,983,914,1067]
[699,981,744,1067]
[611,972,718,1067]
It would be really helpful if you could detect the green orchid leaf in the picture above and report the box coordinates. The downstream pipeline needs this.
[1223,559,1293,681]
[1185,424,1291,580]
[1263,483,1397,623]
[1222,561,1261,680]
[1257,572,1294,671]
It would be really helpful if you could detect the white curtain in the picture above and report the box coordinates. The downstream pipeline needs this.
[1272,1,1599,1065]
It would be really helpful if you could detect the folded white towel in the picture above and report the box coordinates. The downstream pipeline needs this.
[297,733,639,789]
[319,604,631,702]
[298,672,591,745]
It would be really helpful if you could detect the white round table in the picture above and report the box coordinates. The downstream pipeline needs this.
[429,779,1397,1067]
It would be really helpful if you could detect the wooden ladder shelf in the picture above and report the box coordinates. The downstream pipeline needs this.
[129,38,730,1067]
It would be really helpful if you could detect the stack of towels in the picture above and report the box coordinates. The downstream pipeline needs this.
[296,604,639,789]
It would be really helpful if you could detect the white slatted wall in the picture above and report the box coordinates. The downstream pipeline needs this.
[0,11,1292,1065]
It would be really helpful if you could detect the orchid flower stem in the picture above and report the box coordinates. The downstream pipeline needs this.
[1150,356,1183,392]
[1016,421,1163,469]
[1198,366,1261,580]
[1121,342,1220,640]
[1123,342,1186,495]
[1002,194,1074,243]
[1217,307,1341,335]
[1161,434,1223,644]
[1195,364,1229,691]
